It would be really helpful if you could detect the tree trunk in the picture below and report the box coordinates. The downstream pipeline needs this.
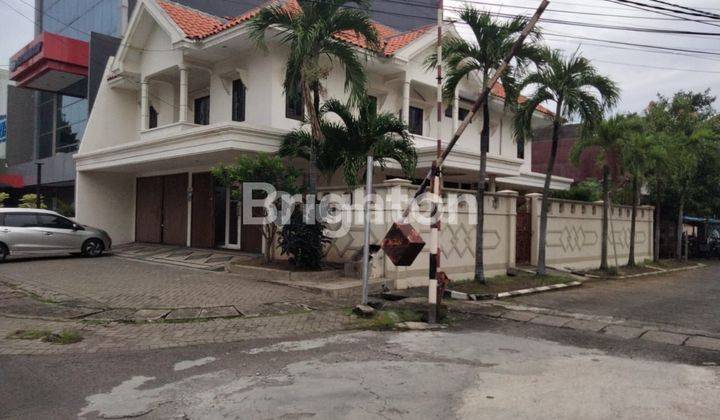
[474,102,490,283]
[654,191,660,263]
[600,165,609,271]
[628,174,639,267]
[537,114,562,276]
[301,80,324,196]
[676,194,685,261]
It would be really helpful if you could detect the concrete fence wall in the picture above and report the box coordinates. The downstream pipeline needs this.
[526,193,654,270]
[317,180,654,289]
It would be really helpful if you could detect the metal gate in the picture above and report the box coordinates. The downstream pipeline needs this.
[516,211,532,265]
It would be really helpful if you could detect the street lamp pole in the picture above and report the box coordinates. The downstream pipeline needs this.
[35,162,43,208]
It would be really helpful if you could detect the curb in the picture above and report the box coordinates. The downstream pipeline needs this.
[582,263,704,280]
[444,281,583,301]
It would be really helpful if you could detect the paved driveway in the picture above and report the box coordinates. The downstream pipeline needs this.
[512,262,720,334]
[0,255,340,313]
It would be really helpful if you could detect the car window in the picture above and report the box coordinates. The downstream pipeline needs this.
[38,215,75,230]
[4,213,40,228]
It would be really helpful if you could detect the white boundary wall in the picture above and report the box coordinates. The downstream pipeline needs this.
[526,193,654,270]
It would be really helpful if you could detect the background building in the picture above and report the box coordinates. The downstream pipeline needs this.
[0,68,8,162]
[3,0,133,211]
[2,0,439,212]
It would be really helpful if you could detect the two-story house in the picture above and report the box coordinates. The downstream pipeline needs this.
[74,0,572,252]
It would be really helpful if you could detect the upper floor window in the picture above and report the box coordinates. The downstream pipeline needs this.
[444,105,471,122]
[232,79,246,122]
[409,106,423,136]
[37,92,86,158]
[194,96,210,125]
[286,81,304,121]
[368,95,378,114]
[517,137,525,159]
[149,106,158,129]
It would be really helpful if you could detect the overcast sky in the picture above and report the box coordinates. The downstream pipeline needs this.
[1,0,718,114]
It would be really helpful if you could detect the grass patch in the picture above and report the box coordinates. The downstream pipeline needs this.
[42,329,83,345]
[449,272,575,295]
[7,329,52,340]
[586,264,661,277]
[653,259,698,269]
[365,309,423,331]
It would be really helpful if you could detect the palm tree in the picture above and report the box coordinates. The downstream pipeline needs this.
[515,49,619,275]
[249,0,380,194]
[280,97,417,187]
[426,6,543,283]
[570,115,625,272]
[618,116,654,267]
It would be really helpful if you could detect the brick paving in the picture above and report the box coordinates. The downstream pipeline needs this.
[0,256,348,313]
[0,310,357,355]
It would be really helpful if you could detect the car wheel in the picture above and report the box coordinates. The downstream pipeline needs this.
[0,244,7,261]
[82,239,104,257]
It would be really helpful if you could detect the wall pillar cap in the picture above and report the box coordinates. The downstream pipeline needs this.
[382,178,413,186]
[496,189,519,196]
[525,193,542,198]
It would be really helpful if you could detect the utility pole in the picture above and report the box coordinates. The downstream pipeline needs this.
[428,0,444,324]
[35,162,43,208]
[361,155,373,305]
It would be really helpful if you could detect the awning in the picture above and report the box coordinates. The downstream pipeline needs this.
[9,32,88,97]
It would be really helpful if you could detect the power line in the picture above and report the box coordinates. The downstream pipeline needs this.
[646,0,720,19]
[6,0,720,77]
[603,0,720,28]
[607,0,720,19]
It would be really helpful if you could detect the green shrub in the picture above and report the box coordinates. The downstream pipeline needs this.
[279,206,330,269]
[553,179,602,202]
[19,194,47,209]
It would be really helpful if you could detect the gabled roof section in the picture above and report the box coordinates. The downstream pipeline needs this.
[157,0,226,38]
[154,0,432,56]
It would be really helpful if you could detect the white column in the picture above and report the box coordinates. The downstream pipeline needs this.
[452,88,459,133]
[140,78,149,130]
[488,176,497,193]
[179,65,188,123]
[186,172,193,247]
[402,76,410,124]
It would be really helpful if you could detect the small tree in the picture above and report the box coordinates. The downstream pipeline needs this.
[515,49,619,275]
[212,154,299,263]
[19,194,47,209]
[280,97,417,187]
[279,207,331,269]
[0,192,9,207]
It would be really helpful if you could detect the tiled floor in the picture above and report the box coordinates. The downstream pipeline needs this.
[113,243,257,271]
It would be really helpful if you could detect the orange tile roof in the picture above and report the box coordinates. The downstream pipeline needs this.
[157,0,224,38]
[153,0,552,116]
[491,83,554,117]
[154,0,429,56]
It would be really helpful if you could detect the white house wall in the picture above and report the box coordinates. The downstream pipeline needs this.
[75,171,136,245]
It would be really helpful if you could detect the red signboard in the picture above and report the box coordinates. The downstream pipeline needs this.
[9,32,89,93]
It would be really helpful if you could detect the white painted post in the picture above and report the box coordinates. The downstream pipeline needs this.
[452,88,459,133]
[402,76,410,124]
[361,156,373,305]
[179,65,188,123]
[186,172,193,247]
[140,79,149,130]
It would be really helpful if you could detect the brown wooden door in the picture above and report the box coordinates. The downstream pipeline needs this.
[191,172,215,248]
[162,173,188,246]
[516,212,532,265]
[135,176,163,243]
[241,188,264,253]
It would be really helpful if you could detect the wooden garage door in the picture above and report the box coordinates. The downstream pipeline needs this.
[191,172,215,248]
[135,176,163,243]
[162,173,188,246]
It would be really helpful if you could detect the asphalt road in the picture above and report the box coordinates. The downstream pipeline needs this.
[2,316,719,419]
[512,261,720,334]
